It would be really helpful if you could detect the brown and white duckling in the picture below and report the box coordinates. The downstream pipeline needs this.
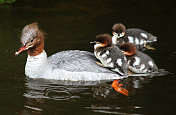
[119,43,158,73]
[91,34,128,76]
[112,23,157,50]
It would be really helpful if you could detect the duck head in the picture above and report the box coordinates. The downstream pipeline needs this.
[112,23,126,39]
[91,34,112,49]
[119,43,137,56]
[15,23,45,56]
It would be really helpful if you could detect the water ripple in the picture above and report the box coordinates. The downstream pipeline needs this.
[85,105,143,115]
[43,87,72,101]
[24,78,103,100]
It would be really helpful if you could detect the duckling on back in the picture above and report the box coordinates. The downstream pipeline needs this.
[92,33,128,76]
[119,43,158,73]
[112,23,157,49]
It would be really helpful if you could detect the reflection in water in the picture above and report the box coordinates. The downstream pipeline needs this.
[19,69,168,114]
[86,104,143,115]
[111,80,129,96]
[20,78,110,114]
[112,69,168,96]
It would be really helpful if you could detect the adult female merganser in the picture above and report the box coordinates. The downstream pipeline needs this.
[112,23,157,49]
[91,34,128,76]
[119,43,158,73]
[15,23,123,81]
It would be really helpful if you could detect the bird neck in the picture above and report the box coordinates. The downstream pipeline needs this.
[27,31,44,56]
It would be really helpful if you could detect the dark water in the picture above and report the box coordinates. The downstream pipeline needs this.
[0,0,176,114]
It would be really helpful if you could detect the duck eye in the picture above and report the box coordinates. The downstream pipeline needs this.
[30,38,34,42]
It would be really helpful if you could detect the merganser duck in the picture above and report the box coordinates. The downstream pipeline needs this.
[119,43,158,73]
[112,23,157,49]
[91,34,128,76]
[15,23,123,81]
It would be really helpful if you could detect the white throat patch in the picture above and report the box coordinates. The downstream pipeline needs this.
[112,35,117,44]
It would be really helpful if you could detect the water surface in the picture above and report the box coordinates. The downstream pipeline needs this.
[0,0,176,114]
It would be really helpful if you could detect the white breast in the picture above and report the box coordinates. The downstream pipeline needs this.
[25,50,48,78]
[112,35,118,44]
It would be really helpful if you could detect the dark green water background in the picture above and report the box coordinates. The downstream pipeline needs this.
[0,0,176,114]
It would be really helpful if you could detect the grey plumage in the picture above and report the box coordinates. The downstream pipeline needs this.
[48,50,116,74]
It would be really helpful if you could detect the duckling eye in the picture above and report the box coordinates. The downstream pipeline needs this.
[114,33,117,35]
[97,42,101,44]
[119,33,123,37]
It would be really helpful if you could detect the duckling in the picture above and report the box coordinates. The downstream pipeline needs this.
[112,23,157,50]
[119,43,158,73]
[91,34,128,76]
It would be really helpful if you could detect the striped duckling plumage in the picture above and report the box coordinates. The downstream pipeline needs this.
[92,34,128,76]
[112,23,157,49]
[119,43,158,73]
